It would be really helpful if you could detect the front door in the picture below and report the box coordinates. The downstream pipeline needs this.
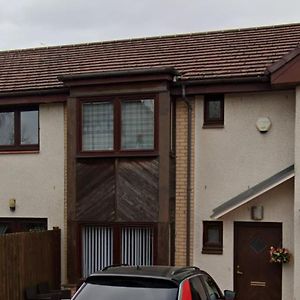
[234,222,282,300]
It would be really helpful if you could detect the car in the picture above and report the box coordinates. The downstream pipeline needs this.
[71,265,235,300]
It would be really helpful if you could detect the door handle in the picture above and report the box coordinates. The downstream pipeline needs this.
[236,265,243,275]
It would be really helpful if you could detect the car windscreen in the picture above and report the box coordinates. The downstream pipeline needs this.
[74,276,179,300]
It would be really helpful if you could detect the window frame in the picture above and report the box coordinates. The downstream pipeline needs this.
[0,105,39,152]
[79,222,157,277]
[202,221,223,254]
[78,95,159,157]
[203,94,224,128]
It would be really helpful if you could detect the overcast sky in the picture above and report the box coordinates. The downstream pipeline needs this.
[0,0,299,51]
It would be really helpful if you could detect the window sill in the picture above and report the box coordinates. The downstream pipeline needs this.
[77,151,159,158]
[0,150,39,155]
[202,124,224,129]
[202,248,223,255]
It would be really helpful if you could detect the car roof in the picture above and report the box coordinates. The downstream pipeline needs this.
[87,265,205,283]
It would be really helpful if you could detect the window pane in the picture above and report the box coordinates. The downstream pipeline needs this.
[0,112,14,145]
[76,282,178,300]
[21,110,39,145]
[121,227,153,266]
[207,227,219,244]
[121,99,154,150]
[201,275,222,300]
[82,102,114,151]
[208,100,221,119]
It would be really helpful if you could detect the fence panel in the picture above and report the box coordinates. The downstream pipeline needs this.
[0,229,61,300]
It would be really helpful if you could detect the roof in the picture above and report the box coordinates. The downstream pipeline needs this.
[0,23,300,93]
[211,165,294,219]
[89,265,201,283]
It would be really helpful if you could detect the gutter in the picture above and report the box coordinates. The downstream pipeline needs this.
[58,67,180,82]
[173,75,269,87]
[0,87,69,98]
[181,84,192,266]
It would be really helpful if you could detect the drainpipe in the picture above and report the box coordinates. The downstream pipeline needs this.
[181,84,192,266]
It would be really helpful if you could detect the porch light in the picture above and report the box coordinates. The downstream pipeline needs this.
[251,205,264,220]
[9,198,16,211]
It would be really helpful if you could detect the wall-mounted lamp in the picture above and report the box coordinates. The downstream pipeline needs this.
[9,198,16,212]
[251,205,264,220]
[256,117,271,133]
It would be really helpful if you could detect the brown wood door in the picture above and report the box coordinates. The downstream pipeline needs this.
[234,222,282,300]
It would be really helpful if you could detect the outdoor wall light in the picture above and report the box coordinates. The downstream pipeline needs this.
[9,198,16,212]
[256,117,271,133]
[251,205,264,220]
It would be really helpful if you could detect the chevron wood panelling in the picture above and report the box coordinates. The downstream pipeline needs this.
[76,159,116,222]
[116,158,159,222]
[76,158,159,222]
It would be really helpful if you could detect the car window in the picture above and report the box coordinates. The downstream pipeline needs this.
[74,277,178,300]
[201,274,222,300]
[189,276,207,300]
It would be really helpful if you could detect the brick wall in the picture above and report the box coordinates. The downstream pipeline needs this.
[175,99,195,265]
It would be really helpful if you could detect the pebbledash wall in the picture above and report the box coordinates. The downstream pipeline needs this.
[0,103,66,282]
[193,90,295,299]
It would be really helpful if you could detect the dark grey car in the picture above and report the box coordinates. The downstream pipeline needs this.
[72,265,235,300]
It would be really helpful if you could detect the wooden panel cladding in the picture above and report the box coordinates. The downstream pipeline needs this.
[117,158,159,222]
[76,157,159,222]
[76,159,116,222]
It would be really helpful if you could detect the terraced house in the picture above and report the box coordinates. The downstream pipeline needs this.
[0,23,300,300]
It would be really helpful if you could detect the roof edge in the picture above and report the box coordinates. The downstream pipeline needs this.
[58,67,180,82]
[211,165,294,219]
[2,22,300,53]
[266,44,300,74]
[0,87,69,99]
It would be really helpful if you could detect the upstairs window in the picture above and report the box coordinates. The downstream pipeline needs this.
[121,99,154,150]
[82,102,114,151]
[0,106,39,151]
[203,94,224,127]
[80,96,157,155]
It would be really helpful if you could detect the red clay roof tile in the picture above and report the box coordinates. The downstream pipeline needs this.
[0,23,300,93]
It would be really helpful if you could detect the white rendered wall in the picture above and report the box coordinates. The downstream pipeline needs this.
[294,86,300,300]
[0,103,66,282]
[194,90,295,299]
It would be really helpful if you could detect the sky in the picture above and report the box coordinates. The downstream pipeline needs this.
[0,0,299,51]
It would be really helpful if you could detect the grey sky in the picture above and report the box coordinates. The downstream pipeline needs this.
[0,0,299,50]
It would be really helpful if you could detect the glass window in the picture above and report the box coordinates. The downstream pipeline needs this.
[207,227,219,244]
[0,107,39,151]
[204,95,224,127]
[0,112,14,145]
[201,274,223,300]
[202,221,223,254]
[82,102,114,151]
[189,276,207,300]
[0,218,47,233]
[121,99,154,150]
[76,278,178,300]
[80,97,156,154]
[208,101,221,119]
[21,110,39,145]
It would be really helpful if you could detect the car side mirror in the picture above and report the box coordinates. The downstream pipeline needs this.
[224,290,235,300]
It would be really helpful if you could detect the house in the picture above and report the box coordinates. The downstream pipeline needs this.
[0,23,300,300]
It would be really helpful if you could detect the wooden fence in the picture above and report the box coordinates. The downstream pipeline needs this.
[0,229,61,300]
